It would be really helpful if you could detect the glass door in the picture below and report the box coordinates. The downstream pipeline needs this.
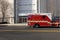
[18,16,27,23]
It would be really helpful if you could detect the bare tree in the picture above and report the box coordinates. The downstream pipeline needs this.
[0,0,10,23]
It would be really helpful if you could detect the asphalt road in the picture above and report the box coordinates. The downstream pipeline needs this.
[0,32,60,40]
[0,26,60,40]
[0,26,60,30]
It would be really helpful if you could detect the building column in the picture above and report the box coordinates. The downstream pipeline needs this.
[37,0,40,13]
[14,0,18,23]
[40,0,47,13]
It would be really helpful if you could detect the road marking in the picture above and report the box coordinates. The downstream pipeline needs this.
[0,30,60,32]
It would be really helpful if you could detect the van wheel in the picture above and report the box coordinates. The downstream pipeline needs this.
[58,24,60,27]
[33,24,40,28]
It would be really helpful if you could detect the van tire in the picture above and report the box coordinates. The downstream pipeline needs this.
[33,24,40,28]
[58,24,60,27]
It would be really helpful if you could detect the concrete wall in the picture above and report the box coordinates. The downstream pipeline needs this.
[40,0,47,13]
[47,0,60,16]
[7,0,14,24]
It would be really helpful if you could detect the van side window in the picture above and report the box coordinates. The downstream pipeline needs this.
[42,16,46,18]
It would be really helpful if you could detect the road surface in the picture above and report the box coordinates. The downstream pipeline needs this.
[0,26,60,40]
[0,32,60,40]
[0,26,60,30]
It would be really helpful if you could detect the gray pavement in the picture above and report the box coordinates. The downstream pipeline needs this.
[0,25,59,30]
[0,24,60,30]
[0,24,28,30]
[0,26,60,30]
[0,24,60,40]
[0,23,28,27]
[0,32,60,40]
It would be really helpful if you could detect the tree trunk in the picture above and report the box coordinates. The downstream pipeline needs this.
[2,12,5,22]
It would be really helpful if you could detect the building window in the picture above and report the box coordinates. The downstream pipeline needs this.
[17,4,35,6]
[18,10,35,13]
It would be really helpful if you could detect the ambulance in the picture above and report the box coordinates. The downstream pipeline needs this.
[28,13,60,28]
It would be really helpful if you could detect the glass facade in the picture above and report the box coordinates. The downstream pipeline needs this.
[16,0,37,23]
[14,0,60,23]
[16,0,37,13]
[15,0,47,23]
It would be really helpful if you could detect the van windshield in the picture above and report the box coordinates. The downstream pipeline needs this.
[52,16,60,21]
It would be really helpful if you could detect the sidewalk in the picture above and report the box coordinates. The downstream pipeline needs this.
[0,23,28,30]
[0,23,28,27]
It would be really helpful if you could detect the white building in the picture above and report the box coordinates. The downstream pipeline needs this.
[7,0,14,24]
[0,0,14,24]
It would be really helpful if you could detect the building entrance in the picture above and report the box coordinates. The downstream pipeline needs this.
[18,16,27,23]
